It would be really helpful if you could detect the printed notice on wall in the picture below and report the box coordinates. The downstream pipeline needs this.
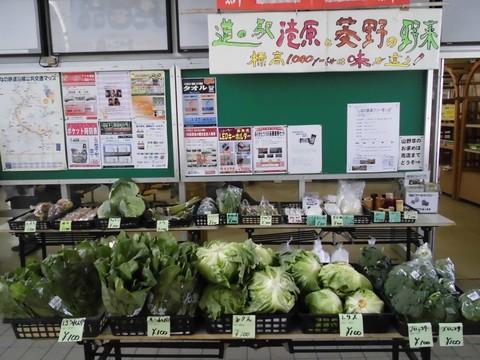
[182,78,217,127]
[347,102,400,173]
[185,127,218,176]
[131,71,166,120]
[399,135,424,171]
[99,121,134,167]
[66,122,101,169]
[219,127,253,174]
[132,120,168,169]
[97,71,132,120]
[287,125,322,174]
[62,72,98,121]
[253,126,287,173]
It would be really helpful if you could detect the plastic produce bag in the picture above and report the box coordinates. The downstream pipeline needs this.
[459,289,480,321]
[331,243,349,263]
[313,238,330,264]
[336,180,365,215]
[413,243,433,262]
[435,258,456,281]
[196,198,218,215]
[216,185,242,214]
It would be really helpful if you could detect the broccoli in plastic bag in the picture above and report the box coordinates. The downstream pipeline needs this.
[459,290,480,321]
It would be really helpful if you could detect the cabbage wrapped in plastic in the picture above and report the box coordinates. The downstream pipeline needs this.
[305,289,343,314]
[344,289,384,314]
[459,290,480,321]
[318,263,372,298]
[246,266,299,314]
[199,284,247,320]
[280,249,322,292]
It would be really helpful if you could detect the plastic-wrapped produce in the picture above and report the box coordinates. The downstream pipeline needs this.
[33,202,53,221]
[459,290,480,321]
[47,199,74,221]
[336,180,365,215]
[216,185,242,214]
[196,198,218,215]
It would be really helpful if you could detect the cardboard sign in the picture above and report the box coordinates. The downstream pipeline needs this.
[339,314,364,337]
[24,221,37,232]
[108,217,121,229]
[439,323,463,347]
[226,213,239,225]
[408,323,433,348]
[59,221,72,232]
[232,315,256,339]
[156,220,169,232]
[58,318,85,342]
[147,316,170,337]
[207,214,220,225]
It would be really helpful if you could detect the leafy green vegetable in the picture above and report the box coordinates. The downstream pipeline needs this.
[253,243,275,269]
[98,179,145,219]
[110,179,140,206]
[424,291,460,323]
[246,266,299,314]
[434,258,455,281]
[304,289,342,315]
[360,246,392,290]
[319,263,372,298]
[199,284,247,320]
[280,249,322,293]
[118,197,146,218]
[0,275,29,318]
[344,289,384,314]
[216,185,242,214]
[459,290,480,321]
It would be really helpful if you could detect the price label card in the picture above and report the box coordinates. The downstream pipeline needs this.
[307,215,327,227]
[389,211,401,223]
[59,221,72,232]
[408,323,433,348]
[404,211,418,220]
[232,315,255,339]
[108,217,121,229]
[226,213,239,225]
[147,316,170,337]
[260,215,272,226]
[156,220,169,232]
[373,211,386,223]
[331,215,344,227]
[439,323,463,347]
[343,215,354,226]
[339,314,364,337]
[207,214,220,226]
[288,214,303,224]
[24,221,37,233]
[58,318,85,342]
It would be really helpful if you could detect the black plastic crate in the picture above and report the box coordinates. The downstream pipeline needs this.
[3,313,107,339]
[194,214,228,226]
[299,312,393,334]
[144,218,192,228]
[96,217,141,230]
[324,210,371,225]
[51,219,95,230]
[205,313,293,334]
[8,210,50,231]
[108,315,195,336]
[365,205,418,224]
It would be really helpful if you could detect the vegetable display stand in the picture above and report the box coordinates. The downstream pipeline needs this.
[205,313,293,334]
[299,312,393,334]
[109,315,195,336]
[4,313,107,339]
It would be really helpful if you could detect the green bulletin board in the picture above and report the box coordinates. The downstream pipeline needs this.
[0,70,176,183]
[183,69,427,174]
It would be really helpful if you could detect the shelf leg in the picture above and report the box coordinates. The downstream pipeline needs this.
[18,234,26,267]
[41,233,47,259]
[83,341,95,360]
[392,342,400,360]
[245,228,254,238]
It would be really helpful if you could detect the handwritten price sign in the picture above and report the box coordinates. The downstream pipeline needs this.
[232,315,255,339]
[339,314,364,337]
[408,323,433,348]
[58,318,85,342]
[147,316,170,337]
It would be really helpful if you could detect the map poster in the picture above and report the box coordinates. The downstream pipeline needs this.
[99,120,134,168]
[184,127,218,176]
[131,70,166,120]
[66,122,101,169]
[132,120,168,169]
[218,127,252,174]
[182,78,217,127]
[253,126,287,173]
[62,72,98,120]
[0,73,67,171]
[97,71,132,120]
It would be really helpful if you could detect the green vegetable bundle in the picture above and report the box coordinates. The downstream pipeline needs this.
[199,285,247,320]
[98,179,146,219]
[318,263,372,298]
[280,249,322,293]
[360,245,392,291]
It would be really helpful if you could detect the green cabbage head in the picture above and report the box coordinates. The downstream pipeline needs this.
[280,249,322,293]
[319,263,372,297]
[305,289,343,314]
[344,289,384,314]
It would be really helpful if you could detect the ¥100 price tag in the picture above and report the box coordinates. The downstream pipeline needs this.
[404,211,418,220]
[389,211,401,223]
[339,314,364,337]
[156,220,169,232]
[288,214,303,224]
[331,215,344,227]
[108,217,121,229]
[307,215,327,227]
[58,318,85,342]
[207,214,220,226]
[260,215,272,226]
[373,211,386,223]
[60,221,72,232]
[226,213,239,225]
[439,323,463,347]
[147,316,170,337]
[24,221,37,232]
[343,215,354,226]
[408,323,433,348]
[232,315,255,339]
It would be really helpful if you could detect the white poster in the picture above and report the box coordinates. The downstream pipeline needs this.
[287,125,322,174]
[62,72,98,121]
[131,70,166,121]
[185,127,218,176]
[208,8,442,74]
[99,120,134,167]
[406,192,439,214]
[97,71,132,120]
[218,127,253,174]
[0,73,67,171]
[399,135,424,171]
[66,122,101,169]
[132,120,168,169]
[347,102,400,173]
[253,126,287,173]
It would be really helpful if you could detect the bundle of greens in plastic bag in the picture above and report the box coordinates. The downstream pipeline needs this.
[360,238,392,291]
[95,232,157,316]
[280,249,322,293]
[199,284,247,320]
[216,185,242,214]
[459,290,480,321]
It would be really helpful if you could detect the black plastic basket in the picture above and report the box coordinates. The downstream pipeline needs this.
[205,313,293,334]
[41,232,104,246]
[144,217,192,229]
[324,210,371,225]
[8,210,50,231]
[194,214,228,226]
[366,205,418,224]
[280,202,306,225]
[299,312,393,334]
[96,217,142,230]
[3,313,107,339]
[51,219,95,230]
[108,315,195,336]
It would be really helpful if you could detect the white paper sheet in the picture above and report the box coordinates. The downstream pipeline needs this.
[218,127,252,174]
[253,126,287,173]
[185,127,218,176]
[97,71,132,120]
[288,125,322,174]
[99,120,134,167]
[399,135,424,171]
[132,120,168,169]
[62,72,98,121]
[66,122,101,169]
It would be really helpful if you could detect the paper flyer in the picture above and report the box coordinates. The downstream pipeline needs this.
[66,122,101,169]
[62,72,98,120]
[131,70,166,120]
[218,127,253,174]
[347,102,400,173]
[253,126,287,173]
[132,120,168,169]
[97,71,132,120]
[182,78,217,127]
[287,125,322,174]
[184,127,218,176]
[399,135,424,171]
[99,120,134,167]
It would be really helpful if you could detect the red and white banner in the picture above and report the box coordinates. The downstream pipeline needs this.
[217,0,410,11]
